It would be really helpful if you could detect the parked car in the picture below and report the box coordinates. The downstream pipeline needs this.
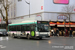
[0,29,8,36]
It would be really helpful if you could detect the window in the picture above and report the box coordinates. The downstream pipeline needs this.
[53,0,69,4]
[9,26,17,31]
[17,26,21,31]
[37,24,49,32]
[26,26,30,31]
[21,26,24,31]
[24,26,26,31]
[21,25,26,31]
[31,25,35,31]
[21,24,36,31]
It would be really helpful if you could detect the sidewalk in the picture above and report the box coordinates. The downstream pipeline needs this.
[50,36,75,38]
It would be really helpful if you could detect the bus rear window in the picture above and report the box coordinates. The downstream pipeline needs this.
[53,0,69,4]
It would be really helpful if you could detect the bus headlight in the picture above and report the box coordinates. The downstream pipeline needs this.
[36,32,39,36]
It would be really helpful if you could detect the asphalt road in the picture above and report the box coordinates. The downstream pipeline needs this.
[0,36,75,50]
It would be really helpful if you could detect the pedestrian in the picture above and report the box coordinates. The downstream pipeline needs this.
[54,28,57,36]
[54,28,59,36]
[61,30,64,36]
[56,28,59,36]
[51,29,54,36]
[65,29,69,37]
[69,28,73,37]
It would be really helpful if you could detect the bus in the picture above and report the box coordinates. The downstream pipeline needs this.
[8,20,50,39]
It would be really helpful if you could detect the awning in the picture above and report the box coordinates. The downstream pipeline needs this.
[49,22,56,26]
[57,25,75,27]
[49,22,75,27]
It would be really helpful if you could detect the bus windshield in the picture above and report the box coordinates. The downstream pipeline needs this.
[37,24,49,32]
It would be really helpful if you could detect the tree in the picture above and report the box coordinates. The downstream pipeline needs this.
[62,5,75,30]
[0,0,11,30]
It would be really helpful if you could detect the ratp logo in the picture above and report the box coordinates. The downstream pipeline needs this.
[53,0,69,4]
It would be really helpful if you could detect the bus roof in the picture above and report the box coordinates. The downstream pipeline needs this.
[9,20,37,26]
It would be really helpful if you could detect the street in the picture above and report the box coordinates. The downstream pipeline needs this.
[0,36,75,50]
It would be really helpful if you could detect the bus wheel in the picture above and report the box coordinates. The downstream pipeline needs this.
[39,37,42,40]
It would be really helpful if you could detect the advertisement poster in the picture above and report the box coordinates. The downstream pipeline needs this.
[53,0,69,4]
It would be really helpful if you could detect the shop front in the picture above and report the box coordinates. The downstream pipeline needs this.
[50,21,75,31]
[50,21,75,36]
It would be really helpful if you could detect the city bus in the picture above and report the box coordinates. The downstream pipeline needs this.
[8,20,50,39]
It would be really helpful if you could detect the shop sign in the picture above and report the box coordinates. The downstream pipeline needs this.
[53,0,69,4]
[57,15,67,20]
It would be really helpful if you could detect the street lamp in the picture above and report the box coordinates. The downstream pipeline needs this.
[25,0,30,18]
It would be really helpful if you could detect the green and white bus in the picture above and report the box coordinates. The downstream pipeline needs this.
[8,20,50,39]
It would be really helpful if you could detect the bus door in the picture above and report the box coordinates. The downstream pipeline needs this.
[21,25,25,36]
[30,24,36,37]
[25,25,31,36]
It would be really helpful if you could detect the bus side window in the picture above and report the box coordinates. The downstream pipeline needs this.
[9,26,13,31]
[9,26,16,31]
[21,25,24,31]
[9,26,11,31]
[26,26,30,31]
[13,26,17,31]
[17,26,21,31]
[21,25,26,31]
[24,26,26,31]
[31,25,35,31]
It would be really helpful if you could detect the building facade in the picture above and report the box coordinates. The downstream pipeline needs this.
[1,0,75,30]
[10,0,75,30]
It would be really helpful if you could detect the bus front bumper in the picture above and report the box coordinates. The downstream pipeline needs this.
[36,34,50,38]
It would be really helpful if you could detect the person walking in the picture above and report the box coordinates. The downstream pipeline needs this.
[69,28,73,37]
[54,28,57,36]
[54,28,59,36]
[56,28,59,36]
[51,29,54,36]
[65,29,69,37]
[61,30,63,36]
